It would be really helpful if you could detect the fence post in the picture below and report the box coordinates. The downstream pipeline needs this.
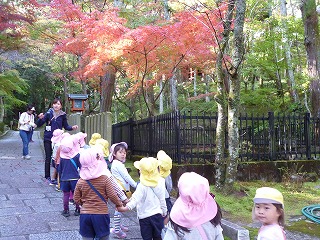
[129,118,134,154]
[148,117,153,156]
[268,112,275,160]
[175,111,181,164]
[305,112,311,159]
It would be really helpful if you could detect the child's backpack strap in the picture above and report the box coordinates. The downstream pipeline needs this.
[70,158,78,170]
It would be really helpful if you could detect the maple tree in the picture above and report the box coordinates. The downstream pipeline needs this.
[46,0,229,116]
[0,0,38,51]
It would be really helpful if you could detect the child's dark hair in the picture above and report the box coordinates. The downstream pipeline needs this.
[169,202,222,237]
[27,105,34,111]
[113,143,127,154]
[273,203,285,226]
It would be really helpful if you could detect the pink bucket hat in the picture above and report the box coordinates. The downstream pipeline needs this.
[75,132,87,148]
[170,172,218,228]
[108,142,128,162]
[79,148,108,180]
[51,129,64,144]
[60,135,80,159]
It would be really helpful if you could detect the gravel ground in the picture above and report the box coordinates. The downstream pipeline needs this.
[285,231,320,240]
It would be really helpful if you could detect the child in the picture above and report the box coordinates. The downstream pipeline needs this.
[74,148,123,240]
[69,131,89,204]
[49,129,65,185]
[109,142,137,239]
[117,157,167,240]
[75,131,90,151]
[53,132,70,192]
[58,134,81,217]
[156,150,173,215]
[253,187,285,240]
[163,172,224,240]
[92,141,129,205]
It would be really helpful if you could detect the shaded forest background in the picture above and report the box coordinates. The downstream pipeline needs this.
[1,0,319,121]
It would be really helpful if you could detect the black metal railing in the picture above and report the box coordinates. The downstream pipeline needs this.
[112,111,320,164]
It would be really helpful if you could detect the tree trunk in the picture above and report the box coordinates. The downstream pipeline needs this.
[301,0,320,117]
[170,69,179,112]
[205,74,210,102]
[213,0,235,190]
[81,79,89,114]
[62,75,69,113]
[159,74,164,114]
[146,85,156,117]
[214,63,227,190]
[225,0,246,190]
[193,68,197,97]
[100,64,116,112]
[163,0,170,20]
[280,0,299,103]
[0,96,4,122]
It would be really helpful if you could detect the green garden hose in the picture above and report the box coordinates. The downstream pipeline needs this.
[301,205,320,224]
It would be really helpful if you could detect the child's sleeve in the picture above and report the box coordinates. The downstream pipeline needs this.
[105,177,122,207]
[126,184,144,210]
[119,164,137,188]
[55,146,61,165]
[165,175,173,194]
[109,175,127,201]
[154,179,167,216]
[74,180,82,205]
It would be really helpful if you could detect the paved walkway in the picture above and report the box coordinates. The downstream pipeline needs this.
[0,130,142,240]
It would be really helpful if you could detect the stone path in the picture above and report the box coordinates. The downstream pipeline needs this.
[0,130,142,240]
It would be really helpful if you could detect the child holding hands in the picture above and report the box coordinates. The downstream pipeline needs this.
[117,157,167,240]
[253,187,286,240]
[163,172,224,240]
[58,135,81,217]
[74,148,123,240]
[109,142,137,238]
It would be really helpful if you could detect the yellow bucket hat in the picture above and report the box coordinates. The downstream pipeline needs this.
[89,133,102,146]
[253,187,284,207]
[156,150,172,178]
[94,138,110,157]
[134,157,160,187]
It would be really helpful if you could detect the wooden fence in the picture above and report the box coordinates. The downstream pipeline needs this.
[112,111,320,164]
[68,112,112,145]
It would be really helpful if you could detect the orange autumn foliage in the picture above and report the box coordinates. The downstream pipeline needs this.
[50,0,230,97]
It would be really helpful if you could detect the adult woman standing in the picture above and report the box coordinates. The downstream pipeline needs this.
[36,98,78,183]
[19,105,36,159]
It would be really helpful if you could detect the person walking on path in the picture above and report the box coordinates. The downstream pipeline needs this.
[19,105,37,159]
[58,134,81,217]
[109,142,137,239]
[117,157,167,240]
[74,147,124,240]
[36,97,78,183]
[163,172,224,240]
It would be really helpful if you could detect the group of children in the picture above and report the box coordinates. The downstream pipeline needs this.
[49,129,286,240]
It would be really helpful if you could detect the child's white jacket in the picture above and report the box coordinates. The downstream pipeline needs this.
[111,159,137,191]
[126,177,167,219]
